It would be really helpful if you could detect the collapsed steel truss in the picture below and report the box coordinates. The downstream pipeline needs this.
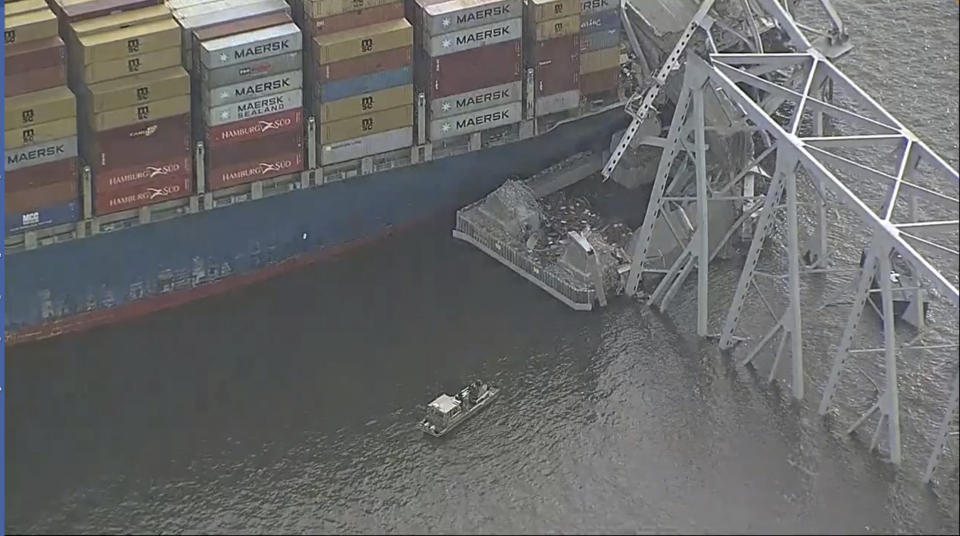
[613,0,959,483]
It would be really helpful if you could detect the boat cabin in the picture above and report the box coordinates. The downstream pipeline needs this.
[424,394,463,429]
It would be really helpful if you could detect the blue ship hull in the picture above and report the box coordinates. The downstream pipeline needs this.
[5,109,628,345]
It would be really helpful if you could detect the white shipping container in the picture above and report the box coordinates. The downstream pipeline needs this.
[206,88,302,126]
[429,80,521,119]
[200,22,302,69]
[424,17,522,57]
[429,100,521,140]
[580,0,618,14]
[320,127,413,165]
[5,136,78,172]
[534,89,580,116]
[418,0,522,37]
[205,70,302,108]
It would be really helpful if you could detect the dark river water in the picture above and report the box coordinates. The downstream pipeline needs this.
[5,0,959,533]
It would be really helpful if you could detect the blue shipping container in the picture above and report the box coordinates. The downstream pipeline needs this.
[580,29,620,53]
[6,200,80,235]
[315,66,413,103]
[580,9,621,33]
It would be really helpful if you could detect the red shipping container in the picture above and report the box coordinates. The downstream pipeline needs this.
[207,150,304,191]
[418,39,522,100]
[4,36,66,77]
[316,46,412,84]
[5,157,78,193]
[92,154,191,195]
[311,3,405,36]
[580,67,618,96]
[5,176,78,214]
[204,108,303,148]
[206,131,303,169]
[530,34,579,96]
[84,113,191,172]
[5,65,67,97]
[94,167,192,216]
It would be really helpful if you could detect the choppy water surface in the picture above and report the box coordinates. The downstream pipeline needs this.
[5,0,959,533]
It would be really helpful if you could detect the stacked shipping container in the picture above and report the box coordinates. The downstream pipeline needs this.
[410,0,524,142]
[525,0,581,117]
[303,0,415,165]
[4,0,80,234]
[169,0,306,190]
[578,0,621,98]
[53,1,194,216]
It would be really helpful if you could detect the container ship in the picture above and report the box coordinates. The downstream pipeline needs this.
[3,0,649,346]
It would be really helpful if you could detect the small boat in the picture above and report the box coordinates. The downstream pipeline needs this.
[418,379,500,438]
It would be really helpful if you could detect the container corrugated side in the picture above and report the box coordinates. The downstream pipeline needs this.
[80,66,190,113]
[4,86,76,129]
[304,0,398,18]
[318,84,413,122]
[429,80,521,119]
[312,18,412,65]
[418,38,521,99]
[206,128,303,168]
[579,27,618,52]
[205,108,302,147]
[5,200,80,235]
[315,65,412,102]
[5,157,78,192]
[527,14,580,41]
[6,117,77,150]
[526,0,579,22]
[191,11,292,43]
[5,65,66,97]
[204,70,302,108]
[199,22,302,68]
[534,88,579,116]
[206,89,302,126]
[316,46,412,84]
[5,136,79,172]
[201,50,301,88]
[76,18,182,65]
[5,35,66,76]
[423,16,520,57]
[6,175,79,214]
[416,0,521,37]
[87,94,190,131]
[177,0,291,70]
[4,0,48,17]
[319,126,412,165]
[428,100,520,140]
[91,153,191,194]
[531,34,580,96]
[66,4,170,38]
[579,46,619,74]
[4,8,59,45]
[93,161,192,215]
[207,149,303,190]
[579,8,619,33]
[580,0,616,14]
[311,2,404,37]
[83,113,191,170]
[319,105,413,144]
[80,46,182,85]
[580,66,618,95]
[57,0,165,23]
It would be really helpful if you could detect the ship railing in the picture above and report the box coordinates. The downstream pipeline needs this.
[453,209,596,311]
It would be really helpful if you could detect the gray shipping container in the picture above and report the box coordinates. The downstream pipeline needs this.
[580,0,618,14]
[580,28,619,52]
[424,17,522,57]
[177,0,291,71]
[201,51,302,88]
[200,23,302,69]
[205,69,303,108]
[429,80,521,119]
[6,136,78,172]
[206,88,302,126]
[320,126,413,165]
[429,100,521,140]
[534,89,580,117]
[419,0,522,37]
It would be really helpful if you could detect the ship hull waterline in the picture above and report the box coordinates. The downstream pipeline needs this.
[5,108,629,348]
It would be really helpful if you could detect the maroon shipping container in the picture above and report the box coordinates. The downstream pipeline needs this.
[580,66,618,96]
[92,154,191,195]
[192,11,293,43]
[6,176,78,214]
[207,150,304,191]
[206,130,303,169]
[5,65,67,97]
[4,36,66,77]
[83,113,191,171]
[311,3,405,36]
[418,39,522,100]
[5,157,79,193]
[93,167,192,216]
[204,108,303,148]
[531,35,579,96]
[54,0,163,22]
[316,46,412,84]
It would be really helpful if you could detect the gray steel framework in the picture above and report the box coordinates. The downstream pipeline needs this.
[611,0,959,483]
